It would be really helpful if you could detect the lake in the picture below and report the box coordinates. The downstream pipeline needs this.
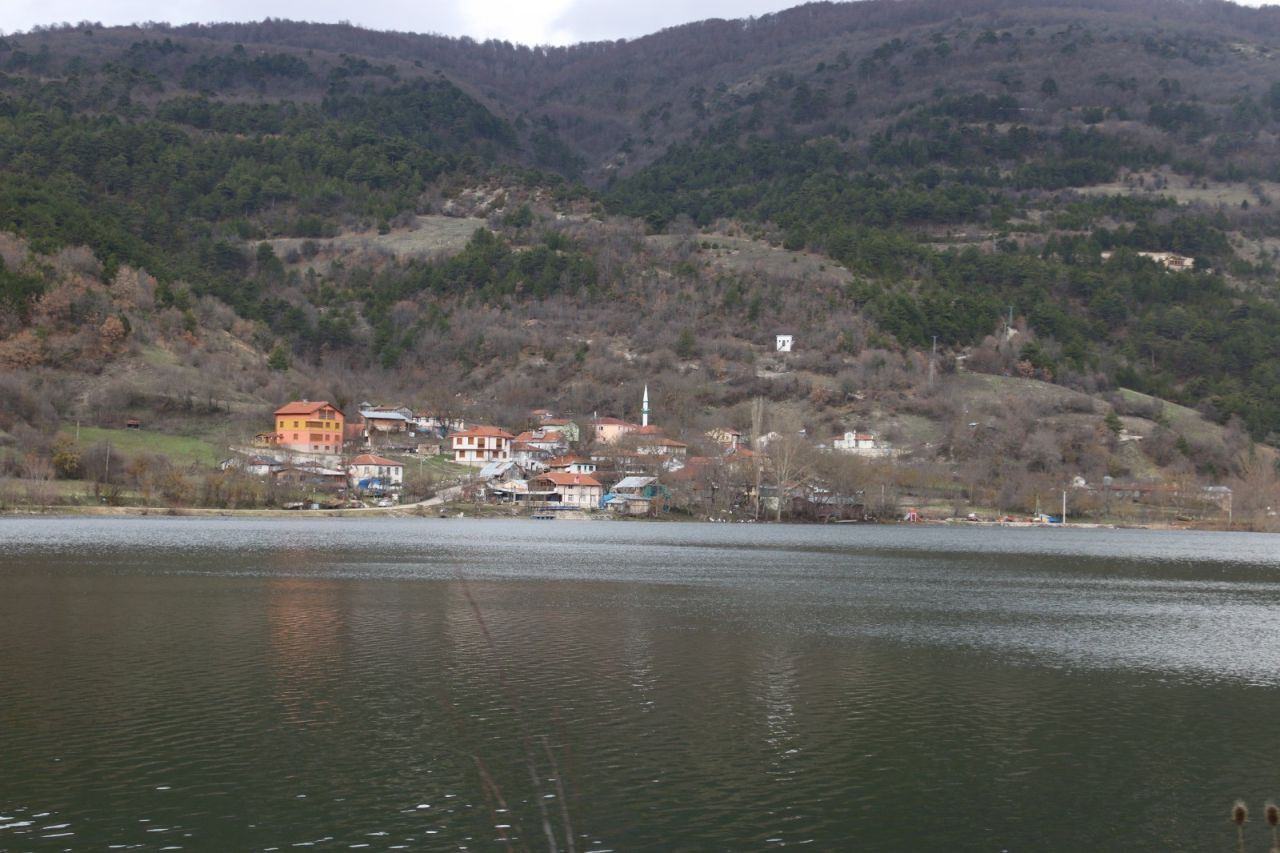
[2,518,1278,851]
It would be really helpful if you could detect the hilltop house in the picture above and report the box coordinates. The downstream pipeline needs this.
[1101,250,1196,271]
[451,426,514,466]
[706,427,744,450]
[591,416,639,444]
[273,401,345,455]
[832,431,895,458]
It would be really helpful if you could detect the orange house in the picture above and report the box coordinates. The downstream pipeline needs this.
[274,400,345,454]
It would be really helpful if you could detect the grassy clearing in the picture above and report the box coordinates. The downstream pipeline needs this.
[951,372,1100,412]
[1074,168,1280,208]
[648,232,853,288]
[63,426,224,467]
[1115,388,1224,444]
[383,453,471,480]
[268,215,488,269]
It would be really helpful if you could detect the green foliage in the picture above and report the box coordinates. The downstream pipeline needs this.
[0,256,46,319]
[180,49,312,93]
[675,327,698,359]
[268,341,290,371]
[321,80,516,151]
[1147,101,1215,139]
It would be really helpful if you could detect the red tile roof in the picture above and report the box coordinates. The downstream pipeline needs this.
[534,472,602,488]
[275,400,337,416]
[546,455,590,467]
[451,426,515,439]
[349,454,402,467]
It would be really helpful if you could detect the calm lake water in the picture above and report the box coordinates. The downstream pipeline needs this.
[2,518,1279,851]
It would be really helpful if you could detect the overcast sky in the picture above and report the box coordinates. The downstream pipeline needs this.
[5,0,814,45]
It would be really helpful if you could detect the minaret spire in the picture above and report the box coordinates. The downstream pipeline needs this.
[642,385,649,428]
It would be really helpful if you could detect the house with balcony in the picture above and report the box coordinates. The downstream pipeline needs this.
[530,472,603,509]
[451,426,515,467]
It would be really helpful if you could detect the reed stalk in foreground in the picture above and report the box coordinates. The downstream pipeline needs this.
[1234,800,1249,853]
[1265,801,1278,852]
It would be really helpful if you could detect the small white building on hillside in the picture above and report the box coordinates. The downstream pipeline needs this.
[348,454,404,490]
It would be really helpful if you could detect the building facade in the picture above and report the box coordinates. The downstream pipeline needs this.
[531,472,603,508]
[274,401,345,455]
[451,426,515,466]
[347,454,404,491]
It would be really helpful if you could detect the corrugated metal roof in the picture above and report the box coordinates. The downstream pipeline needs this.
[613,476,657,490]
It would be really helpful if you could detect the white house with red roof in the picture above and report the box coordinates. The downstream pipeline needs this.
[347,454,404,490]
[530,472,604,509]
[451,426,515,466]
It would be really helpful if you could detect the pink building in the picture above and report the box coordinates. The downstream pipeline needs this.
[591,416,639,444]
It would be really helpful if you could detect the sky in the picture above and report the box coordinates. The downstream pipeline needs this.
[4,0,810,45]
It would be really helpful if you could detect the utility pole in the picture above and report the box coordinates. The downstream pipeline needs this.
[1062,490,1067,525]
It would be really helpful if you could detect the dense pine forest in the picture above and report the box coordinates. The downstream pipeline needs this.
[3,0,1280,518]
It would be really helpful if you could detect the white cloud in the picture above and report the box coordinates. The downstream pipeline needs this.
[457,0,579,45]
[2,0,797,41]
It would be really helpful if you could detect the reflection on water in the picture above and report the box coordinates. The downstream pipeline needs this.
[1,518,1279,850]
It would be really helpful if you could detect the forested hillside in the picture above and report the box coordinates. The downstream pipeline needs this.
[2,0,1280,517]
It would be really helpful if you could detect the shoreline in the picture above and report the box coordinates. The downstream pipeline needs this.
[0,503,1251,531]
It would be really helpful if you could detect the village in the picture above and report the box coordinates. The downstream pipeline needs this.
[224,382,903,520]
[215,383,1239,525]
